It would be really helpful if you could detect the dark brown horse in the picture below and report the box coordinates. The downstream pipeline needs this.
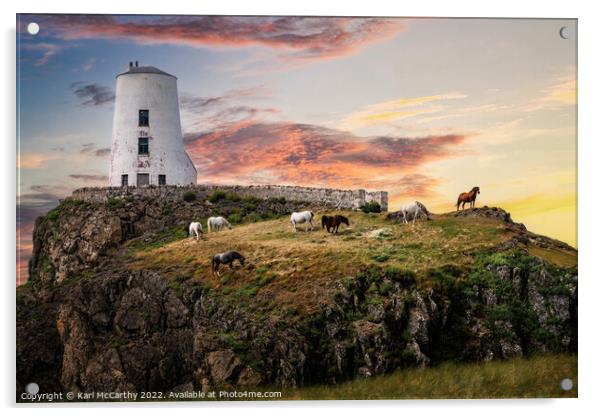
[321,215,350,234]
[456,186,480,210]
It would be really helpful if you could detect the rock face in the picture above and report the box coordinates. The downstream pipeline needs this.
[17,197,577,399]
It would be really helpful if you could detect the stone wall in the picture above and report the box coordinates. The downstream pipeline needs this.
[70,184,388,211]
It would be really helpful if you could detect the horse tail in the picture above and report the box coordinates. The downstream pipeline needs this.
[321,216,326,229]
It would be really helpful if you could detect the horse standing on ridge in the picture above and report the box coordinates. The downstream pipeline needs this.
[207,216,232,232]
[321,215,350,234]
[188,222,203,241]
[399,201,431,224]
[456,187,480,210]
[290,211,314,232]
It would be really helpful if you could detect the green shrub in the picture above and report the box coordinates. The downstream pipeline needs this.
[268,196,287,204]
[361,201,381,213]
[208,190,226,202]
[236,285,258,298]
[379,281,394,296]
[219,333,246,352]
[255,265,271,276]
[429,264,463,291]
[256,274,275,287]
[387,268,417,287]
[182,191,197,202]
[107,197,125,209]
[46,208,60,221]
[245,212,263,223]
[225,192,241,202]
[242,195,262,205]
[372,254,390,263]
[228,212,243,224]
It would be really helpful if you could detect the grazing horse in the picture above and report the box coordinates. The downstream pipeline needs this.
[290,210,314,232]
[188,222,203,241]
[399,201,431,224]
[207,216,232,232]
[321,215,350,234]
[212,251,245,276]
[456,186,480,210]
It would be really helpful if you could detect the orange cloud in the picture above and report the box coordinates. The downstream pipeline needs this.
[17,153,54,169]
[185,121,465,190]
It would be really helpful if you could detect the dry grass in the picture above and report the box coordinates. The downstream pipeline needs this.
[527,245,578,268]
[123,211,518,312]
[283,354,577,400]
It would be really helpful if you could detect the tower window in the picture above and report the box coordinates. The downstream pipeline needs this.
[137,173,149,187]
[158,175,166,185]
[121,174,128,187]
[138,137,149,155]
[139,110,149,127]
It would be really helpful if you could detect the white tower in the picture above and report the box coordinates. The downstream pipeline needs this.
[109,62,197,187]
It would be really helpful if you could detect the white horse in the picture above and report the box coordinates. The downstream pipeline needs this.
[207,216,232,232]
[188,222,203,241]
[290,210,314,232]
[399,201,431,224]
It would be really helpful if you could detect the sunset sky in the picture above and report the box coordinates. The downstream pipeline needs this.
[16,15,577,284]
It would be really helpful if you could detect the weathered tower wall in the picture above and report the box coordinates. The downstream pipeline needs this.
[109,67,197,186]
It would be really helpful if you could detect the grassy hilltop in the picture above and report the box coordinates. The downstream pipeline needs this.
[124,210,576,314]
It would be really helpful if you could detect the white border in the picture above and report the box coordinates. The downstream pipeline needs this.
[3,0,601,414]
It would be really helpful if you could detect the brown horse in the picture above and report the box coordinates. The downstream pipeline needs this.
[456,186,480,210]
[321,215,350,234]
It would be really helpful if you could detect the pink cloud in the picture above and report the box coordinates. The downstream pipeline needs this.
[185,121,466,189]
[34,15,405,65]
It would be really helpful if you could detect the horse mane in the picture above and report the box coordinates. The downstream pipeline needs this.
[335,215,349,225]
[415,201,428,214]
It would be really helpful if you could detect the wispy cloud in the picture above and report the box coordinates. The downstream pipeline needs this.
[69,174,108,183]
[19,42,63,66]
[341,93,468,130]
[34,15,405,68]
[82,57,97,71]
[17,152,55,169]
[79,142,111,158]
[523,73,576,112]
[71,82,115,107]
[180,87,279,134]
